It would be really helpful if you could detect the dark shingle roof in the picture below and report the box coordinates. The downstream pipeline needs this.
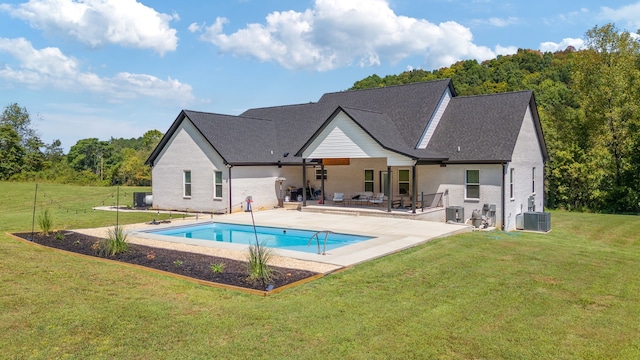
[242,79,454,161]
[241,102,330,163]
[316,79,454,148]
[148,80,546,166]
[427,91,547,162]
[295,106,447,160]
[183,110,283,164]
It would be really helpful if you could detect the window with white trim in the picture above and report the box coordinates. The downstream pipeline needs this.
[214,170,222,199]
[364,169,374,192]
[398,169,410,195]
[510,168,515,199]
[532,167,536,193]
[465,170,479,199]
[183,170,191,197]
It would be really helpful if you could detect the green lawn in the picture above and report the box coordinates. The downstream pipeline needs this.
[1,182,639,359]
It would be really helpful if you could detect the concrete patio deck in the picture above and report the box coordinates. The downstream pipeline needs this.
[103,209,471,270]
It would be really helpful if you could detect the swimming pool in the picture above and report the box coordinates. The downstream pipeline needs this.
[145,222,373,253]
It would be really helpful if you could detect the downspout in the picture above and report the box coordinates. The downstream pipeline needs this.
[387,166,392,212]
[411,164,417,214]
[501,162,506,231]
[227,164,232,214]
[543,161,546,210]
[320,162,325,204]
[302,158,307,207]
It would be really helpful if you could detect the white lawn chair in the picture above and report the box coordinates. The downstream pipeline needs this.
[332,192,344,205]
[369,193,385,206]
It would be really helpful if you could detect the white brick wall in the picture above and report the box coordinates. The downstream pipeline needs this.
[152,119,228,213]
[418,164,503,227]
[504,105,545,230]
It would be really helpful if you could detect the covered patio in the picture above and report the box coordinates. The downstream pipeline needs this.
[291,106,448,216]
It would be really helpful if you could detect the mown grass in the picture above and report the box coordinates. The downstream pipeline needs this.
[0,182,171,232]
[1,181,639,359]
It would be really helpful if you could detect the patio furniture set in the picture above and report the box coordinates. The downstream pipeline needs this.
[332,192,386,207]
[332,192,444,210]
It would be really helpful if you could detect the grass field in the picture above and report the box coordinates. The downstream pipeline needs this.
[1,181,639,359]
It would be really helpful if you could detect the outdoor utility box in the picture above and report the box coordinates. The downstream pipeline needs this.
[523,212,551,232]
[133,192,151,209]
[516,214,524,230]
[446,206,464,223]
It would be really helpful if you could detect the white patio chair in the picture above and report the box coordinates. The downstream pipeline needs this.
[369,193,385,206]
[332,192,344,205]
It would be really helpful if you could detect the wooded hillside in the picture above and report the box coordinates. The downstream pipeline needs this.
[0,102,162,187]
[351,24,640,214]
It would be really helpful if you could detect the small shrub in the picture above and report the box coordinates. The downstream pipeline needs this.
[55,232,64,241]
[210,263,225,273]
[96,226,129,257]
[37,209,53,235]
[173,260,183,266]
[247,241,273,285]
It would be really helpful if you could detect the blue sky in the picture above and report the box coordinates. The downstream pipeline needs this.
[1,0,639,150]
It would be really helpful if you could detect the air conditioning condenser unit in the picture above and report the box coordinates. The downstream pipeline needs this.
[523,212,551,232]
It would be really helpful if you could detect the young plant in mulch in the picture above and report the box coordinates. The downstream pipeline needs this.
[37,209,53,235]
[246,204,274,288]
[247,240,273,286]
[96,226,129,257]
[210,262,225,273]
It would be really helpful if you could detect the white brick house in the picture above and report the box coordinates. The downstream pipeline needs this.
[147,79,548,230]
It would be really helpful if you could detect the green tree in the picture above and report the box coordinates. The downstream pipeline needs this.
[141,129,163,151]
[116,148,151,186]
[1,103,37,146]
[44,139,64,163]
[0,124,25,179]
[67,138,114,181]
[572,23,640,212]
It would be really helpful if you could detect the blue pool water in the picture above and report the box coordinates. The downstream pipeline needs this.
[145,222,373,253]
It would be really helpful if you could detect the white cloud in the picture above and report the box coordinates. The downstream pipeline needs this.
[472,16,519,28]
[539,37,585,52]
[600,3,640,30]
[1,0,179,55]
[192,0,506,71]
[0,37,194,103]
[487,17,518,27]
[543,8,589,26]
[495,45,518,55]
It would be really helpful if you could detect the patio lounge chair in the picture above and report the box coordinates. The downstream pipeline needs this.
[351,191,373,205]
[369,193,385,206]
[333,192,344,204]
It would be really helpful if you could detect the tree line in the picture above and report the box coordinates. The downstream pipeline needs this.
[0,103,162,186]
[351,23,640,214]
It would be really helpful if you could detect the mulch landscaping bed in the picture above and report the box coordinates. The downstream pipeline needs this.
[13,231,318,292]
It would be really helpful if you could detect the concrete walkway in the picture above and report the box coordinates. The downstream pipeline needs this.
[114,209,471,271]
